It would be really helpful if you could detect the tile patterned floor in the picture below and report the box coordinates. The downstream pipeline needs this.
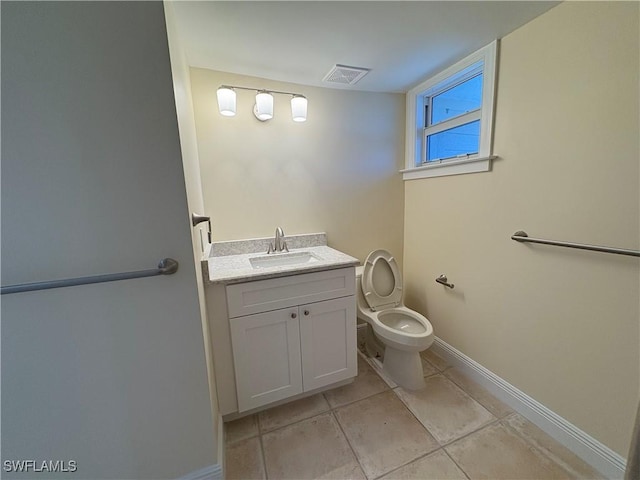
[224,349,604,480]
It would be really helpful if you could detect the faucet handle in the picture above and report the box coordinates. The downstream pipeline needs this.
[283,241,289,253]
[267,243,275,254]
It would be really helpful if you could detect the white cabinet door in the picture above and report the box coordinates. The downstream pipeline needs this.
[299,296,357,391]
[230,307,303,412]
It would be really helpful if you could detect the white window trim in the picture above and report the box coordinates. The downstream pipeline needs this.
[402,40,498,181]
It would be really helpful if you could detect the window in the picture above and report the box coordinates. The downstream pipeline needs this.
[402,41,498,180]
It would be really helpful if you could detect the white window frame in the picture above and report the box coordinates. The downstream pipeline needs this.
[402,41,498,181]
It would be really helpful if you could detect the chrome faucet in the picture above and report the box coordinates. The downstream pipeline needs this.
[267,227,289,254]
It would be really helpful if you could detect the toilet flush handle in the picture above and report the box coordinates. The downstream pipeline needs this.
[436,274,454,289]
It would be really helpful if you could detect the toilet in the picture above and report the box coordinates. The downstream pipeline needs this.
[356,249,434,390]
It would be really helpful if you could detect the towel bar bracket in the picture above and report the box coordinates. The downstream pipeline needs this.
[158,258,179,275]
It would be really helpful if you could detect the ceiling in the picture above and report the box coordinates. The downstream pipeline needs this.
[171,1,559,93]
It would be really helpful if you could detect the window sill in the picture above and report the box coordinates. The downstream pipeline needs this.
[400,155,496,181]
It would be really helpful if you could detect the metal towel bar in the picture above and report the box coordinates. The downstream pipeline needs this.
[511,231,640,258]
[1,258,179,295]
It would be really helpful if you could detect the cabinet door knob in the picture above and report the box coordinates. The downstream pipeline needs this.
[291,312,297,319]
[304,310,310,316]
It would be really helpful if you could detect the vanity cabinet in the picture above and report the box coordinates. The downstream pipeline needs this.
[226,267,356,412]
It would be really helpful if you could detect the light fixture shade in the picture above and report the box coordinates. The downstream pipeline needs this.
[217,87,236,116]
[291,95,307,122]
[254,91,274,121]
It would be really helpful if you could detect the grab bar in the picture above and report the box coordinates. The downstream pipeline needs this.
[1,258,179,295]
[511,231,640,258]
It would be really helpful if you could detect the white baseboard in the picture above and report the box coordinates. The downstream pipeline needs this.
[178,463,222,480]
[179,413,225,480]
[215,412,225,480]
[431,337,627,480]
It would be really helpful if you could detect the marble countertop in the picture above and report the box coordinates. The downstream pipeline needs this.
[203,233,360,284]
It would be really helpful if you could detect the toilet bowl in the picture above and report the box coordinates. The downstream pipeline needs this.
[356,249,434,390]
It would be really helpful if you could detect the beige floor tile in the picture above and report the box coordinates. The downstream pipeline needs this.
[335,390,439,479]
[379,449,468,480]
[503,413,605,479]
[395,374,496,444]
[362,354,398,388]
[262,412,365,479]
[324,355,389,408]
[225,414,259,445]
[443,367,513,418]
[446,422,576,479]
[225,436,265,480]
[421,348,451,371]
[258,393,330,433]
[421,356,439,377]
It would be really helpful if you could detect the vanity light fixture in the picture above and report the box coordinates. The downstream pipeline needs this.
[216,85,307,122]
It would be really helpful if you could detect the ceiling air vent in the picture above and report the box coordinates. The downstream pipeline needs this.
[322,64,370,86]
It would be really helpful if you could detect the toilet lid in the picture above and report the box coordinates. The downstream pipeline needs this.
[361,249,403,310]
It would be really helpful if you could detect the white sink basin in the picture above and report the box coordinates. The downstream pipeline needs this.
[249,251,321,269]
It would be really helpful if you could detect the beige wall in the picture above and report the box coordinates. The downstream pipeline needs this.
[190,69,405,264]
[403,2,639,456]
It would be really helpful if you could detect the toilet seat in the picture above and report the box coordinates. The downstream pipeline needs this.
[358,249,433,350]
[356,249,435,390]
[361,249,403,311]
[370,306,432,350]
